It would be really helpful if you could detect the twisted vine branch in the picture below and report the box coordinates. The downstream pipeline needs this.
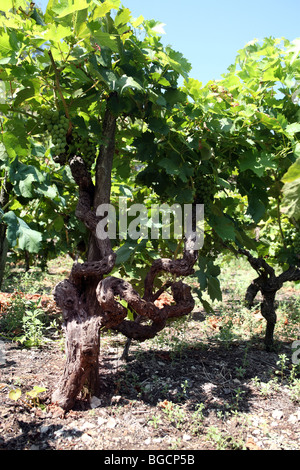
[238,247,300,349]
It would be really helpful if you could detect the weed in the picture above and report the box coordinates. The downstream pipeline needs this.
[217,318,235,348]
[0,295,48,347]
[289,364,300,383]
[175,379,190,401]
[275,354,289,381]
[288,379,300,403]
[231,387,246,411]
[13,305,46,348]
[251,377,280,397]
[235,366,247,379]
[169,437,182,450]
[206,426,239,450]
[8,385,47,410]
[0,294,25,335]
[148,415,162,429]
[161,401,186,430]
[206,425,245,450]
[190,403,205,434]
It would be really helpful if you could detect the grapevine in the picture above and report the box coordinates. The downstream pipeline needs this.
[41,106,69,158]
[41,106,98,169]
[70,132,98,170]
[194,171,216,217]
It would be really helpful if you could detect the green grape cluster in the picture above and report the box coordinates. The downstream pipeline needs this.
[71,132,98,169]
[41,106,69,157]
[195,174,215,216]
[294,231,300,255]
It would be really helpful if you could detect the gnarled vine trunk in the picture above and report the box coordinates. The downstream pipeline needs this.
[241,249,300,350]
[51,108,199,410]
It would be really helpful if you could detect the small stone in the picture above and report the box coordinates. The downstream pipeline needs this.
[53,428,65,438]
[202,382,216,393]
[288,414,297,424]
[97,417,107,426]
[107,417,117,429]
[82,433,93,445]
[183,434,192,441]
[111,395,122,404]
[144,437,151,445]
[40,425,51,434]
[272,410,283,420]
[90,396,101,409]
[246,438,262,451]
[80,421,96,431]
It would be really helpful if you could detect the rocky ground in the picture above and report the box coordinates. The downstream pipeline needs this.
[0,257,299,451]
[1,313,300,451]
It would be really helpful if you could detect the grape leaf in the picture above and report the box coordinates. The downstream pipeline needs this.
[281,178,300,221]
[92,0,121,20]
[147,117,170,135]
[207,276,222,302]
[117,75,143,94]
[8,159,44,198]
[115,241,137,264]
[91,31,119,53]
[3,211,42,253]
[285,123,300,138]
[114,8,131,30]
[210,215,236,241]
[281,159,300,220]
[282,158,300,183]
[158,157,179,175]
[54,0,90,18]
[240,151,276,177]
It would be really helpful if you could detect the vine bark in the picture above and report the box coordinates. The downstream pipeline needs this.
[51,107,199,410]
[241,248,300,350]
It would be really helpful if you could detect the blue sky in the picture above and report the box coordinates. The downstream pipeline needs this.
[37,0,300,85]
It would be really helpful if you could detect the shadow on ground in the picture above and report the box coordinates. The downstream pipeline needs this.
[97,336,291,415]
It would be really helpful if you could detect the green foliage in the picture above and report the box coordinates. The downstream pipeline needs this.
[282,157,300,221]
[181,37,300,273]
[0,294,46,346]
[0,293,25,334]
[16,306,46,347]
[2,210,42,253]
[0,1,299,308]
[9,385,46,409]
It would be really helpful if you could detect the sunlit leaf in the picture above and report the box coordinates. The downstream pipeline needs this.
[282,158,300,184]
[9,388,22,401]
[281,178,300,221]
